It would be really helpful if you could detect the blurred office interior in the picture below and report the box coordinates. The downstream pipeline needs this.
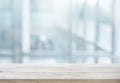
[0,0,120,64]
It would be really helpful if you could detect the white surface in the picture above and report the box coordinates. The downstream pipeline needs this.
[0,64,120,79]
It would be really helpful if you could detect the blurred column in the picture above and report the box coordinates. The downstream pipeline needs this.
[114,0,120,56]
[0,0,2,28]
[12,0,22,63]
[22,0,31,54]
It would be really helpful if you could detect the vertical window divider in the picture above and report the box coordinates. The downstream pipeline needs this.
[68,0,73,63]
[12,0,22,63]
[83,0,87,51]
[22,0,31,55]
[111,0,115,63]
[94,0,100,63]
[114,0,120,62]
[0,1,3,32]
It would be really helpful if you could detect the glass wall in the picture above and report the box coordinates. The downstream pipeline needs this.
[0,0,119,64]
[22,0,70,63]
[0,0,14,63]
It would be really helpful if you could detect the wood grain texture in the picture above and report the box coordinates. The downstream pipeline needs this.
[0,64,120,79]
[0,80,120,83]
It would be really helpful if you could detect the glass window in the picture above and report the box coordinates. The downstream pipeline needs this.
[97,0,113,52]
[22,0,70,63]
[0,0,14,63]
[98,25,112,52]
[0,0,119,64]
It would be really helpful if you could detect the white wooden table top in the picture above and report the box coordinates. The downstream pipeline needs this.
[0,64,120,79]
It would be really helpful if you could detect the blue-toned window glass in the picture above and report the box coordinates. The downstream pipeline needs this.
[0,0,119,64]
[22,0,70,63]
[0,0,14,63]
[86,0,96,43]
[84,0,97,52]
[98,0,113,53]
[72,0,86,52]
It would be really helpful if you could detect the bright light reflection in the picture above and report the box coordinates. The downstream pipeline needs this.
[87,0,97,7]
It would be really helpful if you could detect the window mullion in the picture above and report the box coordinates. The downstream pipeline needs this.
[12,0,22,63]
